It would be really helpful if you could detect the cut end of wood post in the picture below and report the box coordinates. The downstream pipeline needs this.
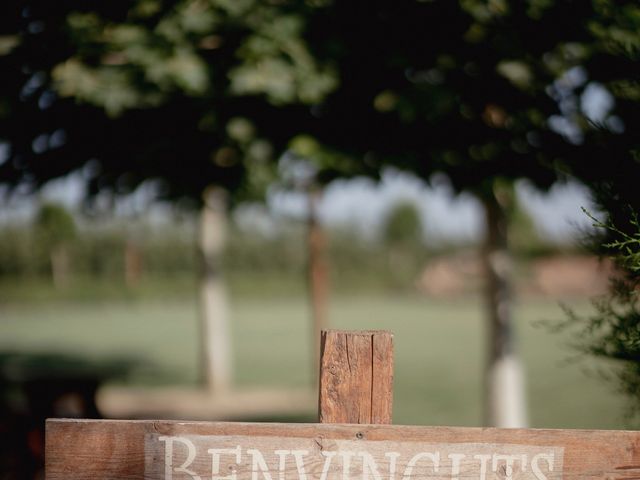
[318,330,394,424]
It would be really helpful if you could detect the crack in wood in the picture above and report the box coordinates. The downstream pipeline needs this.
[371,334,377,423]
[615,467,640,480]
[319,330,392,425]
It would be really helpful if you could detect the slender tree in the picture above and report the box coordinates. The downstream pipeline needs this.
[381,201,423,289]
[261,0,594,427]
[33,202,76,288]
[0,0,334,392]
[306,184,328,377]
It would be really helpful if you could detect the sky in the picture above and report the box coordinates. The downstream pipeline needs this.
[0,167,596,247]
[264,169,595,245]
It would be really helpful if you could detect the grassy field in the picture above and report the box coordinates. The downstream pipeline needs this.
[0,290,631,429]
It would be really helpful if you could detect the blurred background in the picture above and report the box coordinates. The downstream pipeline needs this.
[1,0,640,478]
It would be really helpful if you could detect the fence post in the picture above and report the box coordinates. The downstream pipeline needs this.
[318,329,394,424]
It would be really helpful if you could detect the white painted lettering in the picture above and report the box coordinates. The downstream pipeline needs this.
[473,454,491,480]
[290,450,309,480]
[492,454,526,480]
[359,452,383,480]
[384,452,401,480]
[145,434,564,480]
[401,452,439,480]
[338,451,356,480]
[274,450,309,480]
[319,451,336,480]
[158,436,202,480]
[209,446,241,480]
[448,453,466,480]
[275,451,289,480]
[247,449,273,480]
[531,453,555,480]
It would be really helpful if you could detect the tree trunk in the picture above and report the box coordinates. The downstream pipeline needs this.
[198,186,232,393]
[307,187,329,383]
[481,188,528,428]
[50,244,70,289]
[124,239,143,288]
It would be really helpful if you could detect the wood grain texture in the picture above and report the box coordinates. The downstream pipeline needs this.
[46,329,640,480]
[318,330,394,424]
[46,418,640,479]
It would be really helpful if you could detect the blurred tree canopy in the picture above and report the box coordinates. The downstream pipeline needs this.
[33,202,76,248]
[556,0,640,225]
[1,0,597,201]
[0,0,335,204]
[275,1,586,191]
[382,201,422,248]
[552,0,640,416]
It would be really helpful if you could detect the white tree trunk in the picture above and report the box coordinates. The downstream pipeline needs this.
[482,190,528,428]
[487,353,528,427]
[199,186,232,393]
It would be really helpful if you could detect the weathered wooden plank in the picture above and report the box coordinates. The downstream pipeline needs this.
[371,332,394,425]
[46,418,640,479]
[318,330,393,424]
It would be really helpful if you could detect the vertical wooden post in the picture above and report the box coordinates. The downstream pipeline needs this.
[318,330,393,424]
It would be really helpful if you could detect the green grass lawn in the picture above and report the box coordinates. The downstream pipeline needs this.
[0,291,630,429]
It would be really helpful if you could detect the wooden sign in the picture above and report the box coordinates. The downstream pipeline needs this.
[44,330,640,479]
[46,418,640,479]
